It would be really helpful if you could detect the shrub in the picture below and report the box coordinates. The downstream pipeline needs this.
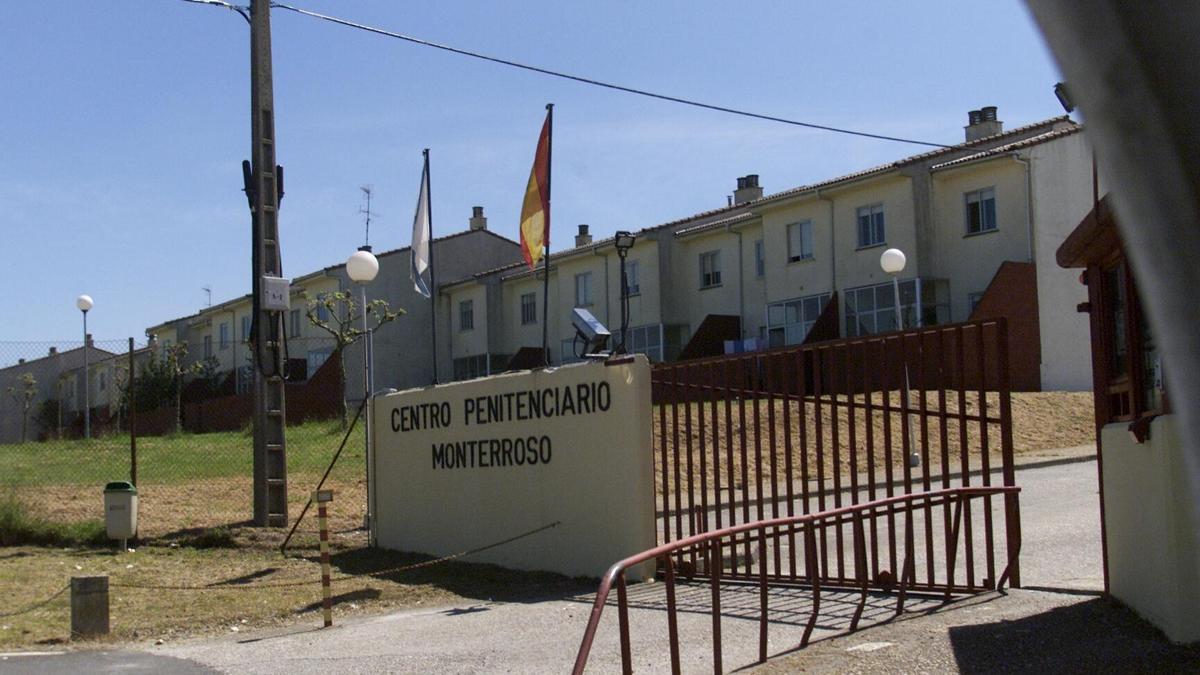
[0,494,107,547]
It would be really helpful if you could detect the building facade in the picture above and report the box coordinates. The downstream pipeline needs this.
[442,110,1095,391]
[145,209,522,404]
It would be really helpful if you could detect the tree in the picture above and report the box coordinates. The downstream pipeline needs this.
[304,291,403,427]
[133,343,203,434]
[7,373,36,443]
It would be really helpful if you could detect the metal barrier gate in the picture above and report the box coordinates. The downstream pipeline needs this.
[650,318,1020,594]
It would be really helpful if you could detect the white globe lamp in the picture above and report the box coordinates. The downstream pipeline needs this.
[346,249,379,284]
[880,248,906,275]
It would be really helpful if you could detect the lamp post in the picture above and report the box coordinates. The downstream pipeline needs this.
[76,294,94,439]
[879,249,920,468]
[346,247,379,541]
[614,231,637,354]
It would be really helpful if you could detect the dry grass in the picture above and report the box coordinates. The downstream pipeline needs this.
[0,536,590,650]
[652,390,1093,494]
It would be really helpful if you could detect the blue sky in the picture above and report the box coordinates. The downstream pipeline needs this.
[0,1,1063,344]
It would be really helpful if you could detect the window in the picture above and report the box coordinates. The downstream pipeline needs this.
[520,292,537,325]
[459,300,474,331]
[219,322,230,350]
[754,240,765,278]
[203,335,213,359]
[306,347,333,379]
[787,221,814,262]
[289,309,301,337]
[965,187,998,234]
[453,354,491,381]
[844,278,950,337]
[316,294,331,322]
[1097,261,1166,421]
[625,324,664,362]
[624,260,641,296]
[699,251,722,288]
[766,293,831,347]
[575,272,593,307]
[856,204,886,248]
[99,372,106,392]
[968,292,985,315]
[241,316,251,342]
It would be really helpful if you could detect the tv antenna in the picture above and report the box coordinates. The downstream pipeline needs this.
[359,185,379,247]
[202,286,212,307]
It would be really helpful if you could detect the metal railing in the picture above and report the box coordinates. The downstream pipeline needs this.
[572,485,1021,674]
[651,319,1020,594]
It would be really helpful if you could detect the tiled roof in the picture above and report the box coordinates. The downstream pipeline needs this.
[672,211,757,237]
[929,126,1084,171]
[758,116,1075,204]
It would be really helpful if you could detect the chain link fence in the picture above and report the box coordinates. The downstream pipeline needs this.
[0,337,366,541]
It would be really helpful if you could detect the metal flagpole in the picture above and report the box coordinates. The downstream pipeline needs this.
[541,104,553,366]
[425,149,438,384]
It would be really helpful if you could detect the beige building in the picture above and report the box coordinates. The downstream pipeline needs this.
[146,212,522,399]
[442,109,1094,391]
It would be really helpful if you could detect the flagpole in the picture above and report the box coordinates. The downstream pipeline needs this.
[424,148,439,385]
[541,103,553,367]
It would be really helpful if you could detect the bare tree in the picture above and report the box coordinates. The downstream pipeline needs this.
[304,291,403,427]
[7,373,36,443]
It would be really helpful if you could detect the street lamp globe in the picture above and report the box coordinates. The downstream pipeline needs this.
[76,294,94,312]
[880,248,906,275]
[346,249,379,284]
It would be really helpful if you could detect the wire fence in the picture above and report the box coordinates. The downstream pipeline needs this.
[0,337,365,541]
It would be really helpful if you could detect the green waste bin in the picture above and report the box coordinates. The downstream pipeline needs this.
[103,481,138,543]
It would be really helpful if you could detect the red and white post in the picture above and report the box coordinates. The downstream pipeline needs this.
[314,490,334,627]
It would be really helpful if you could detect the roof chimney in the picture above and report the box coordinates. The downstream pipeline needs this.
[85,334,93,348]
[733,174,763,205]
[469,205,487,230]
[18,358,25,365]
[49,347,57,356]
[965,106,1003,142]
[575,224,593,248]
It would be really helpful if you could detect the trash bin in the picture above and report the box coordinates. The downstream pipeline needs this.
[103,481,138,543]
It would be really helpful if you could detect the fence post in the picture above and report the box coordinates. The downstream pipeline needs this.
[128,337,137,486]
[70,575,110,639]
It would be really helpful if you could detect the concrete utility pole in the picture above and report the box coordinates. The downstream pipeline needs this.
[248,0,288,526]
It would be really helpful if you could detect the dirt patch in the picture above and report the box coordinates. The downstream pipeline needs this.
[652,391,1093,494]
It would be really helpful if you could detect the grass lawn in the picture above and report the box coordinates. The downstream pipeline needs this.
[0,538,592,650]
[0,418,361,487]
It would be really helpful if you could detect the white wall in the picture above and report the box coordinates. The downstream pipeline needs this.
[1031,133,1096,391]
[1101,415,1200,643]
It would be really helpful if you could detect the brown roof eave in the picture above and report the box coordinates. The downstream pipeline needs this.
[1056,195,1120,268]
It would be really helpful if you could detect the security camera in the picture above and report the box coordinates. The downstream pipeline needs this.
[572,307,611,355]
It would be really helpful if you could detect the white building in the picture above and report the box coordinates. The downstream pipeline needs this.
[442,108,1095,391]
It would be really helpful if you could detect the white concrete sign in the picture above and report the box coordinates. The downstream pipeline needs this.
[372,356,656,580]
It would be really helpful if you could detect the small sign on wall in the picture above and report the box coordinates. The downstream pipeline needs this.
[372,356,656,580]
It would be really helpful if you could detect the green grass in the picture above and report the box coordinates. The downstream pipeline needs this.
[0,494,107,547]
[0,418,364,487]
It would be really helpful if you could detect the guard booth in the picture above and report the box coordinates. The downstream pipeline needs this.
[371,356,657,580]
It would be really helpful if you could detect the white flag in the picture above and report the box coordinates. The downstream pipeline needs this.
[410,157,432,298]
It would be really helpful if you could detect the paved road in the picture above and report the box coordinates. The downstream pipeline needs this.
[3,456,1134,673]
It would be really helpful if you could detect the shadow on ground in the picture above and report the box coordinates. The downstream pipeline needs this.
[949,598,1200,673]
[322,547,595,604]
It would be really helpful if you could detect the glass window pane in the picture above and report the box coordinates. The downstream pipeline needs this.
[983,198,997,230]
[877,309,896,333]
[803,296,819,319]
[876,285,894,309]
[768,304,784,325]
[801,222,813,257]
[785,325,802,345]
[785,301,800,324]
[899,280,917,306]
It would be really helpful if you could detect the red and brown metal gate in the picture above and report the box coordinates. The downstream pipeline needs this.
[650,318,1020,595]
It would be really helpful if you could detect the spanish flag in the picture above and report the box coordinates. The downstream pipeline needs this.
[519,107,552,269]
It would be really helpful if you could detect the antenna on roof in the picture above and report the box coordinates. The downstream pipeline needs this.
[202,286,212,308]
[359,185,378,247]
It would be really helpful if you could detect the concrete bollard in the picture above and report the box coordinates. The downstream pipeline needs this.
[70,575,110,639]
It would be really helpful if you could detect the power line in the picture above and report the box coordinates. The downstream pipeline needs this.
[266,2,953,149]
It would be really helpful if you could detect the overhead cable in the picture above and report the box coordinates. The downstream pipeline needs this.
[267,2,953,149]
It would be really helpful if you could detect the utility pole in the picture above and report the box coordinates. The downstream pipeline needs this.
[247,0,288,527]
